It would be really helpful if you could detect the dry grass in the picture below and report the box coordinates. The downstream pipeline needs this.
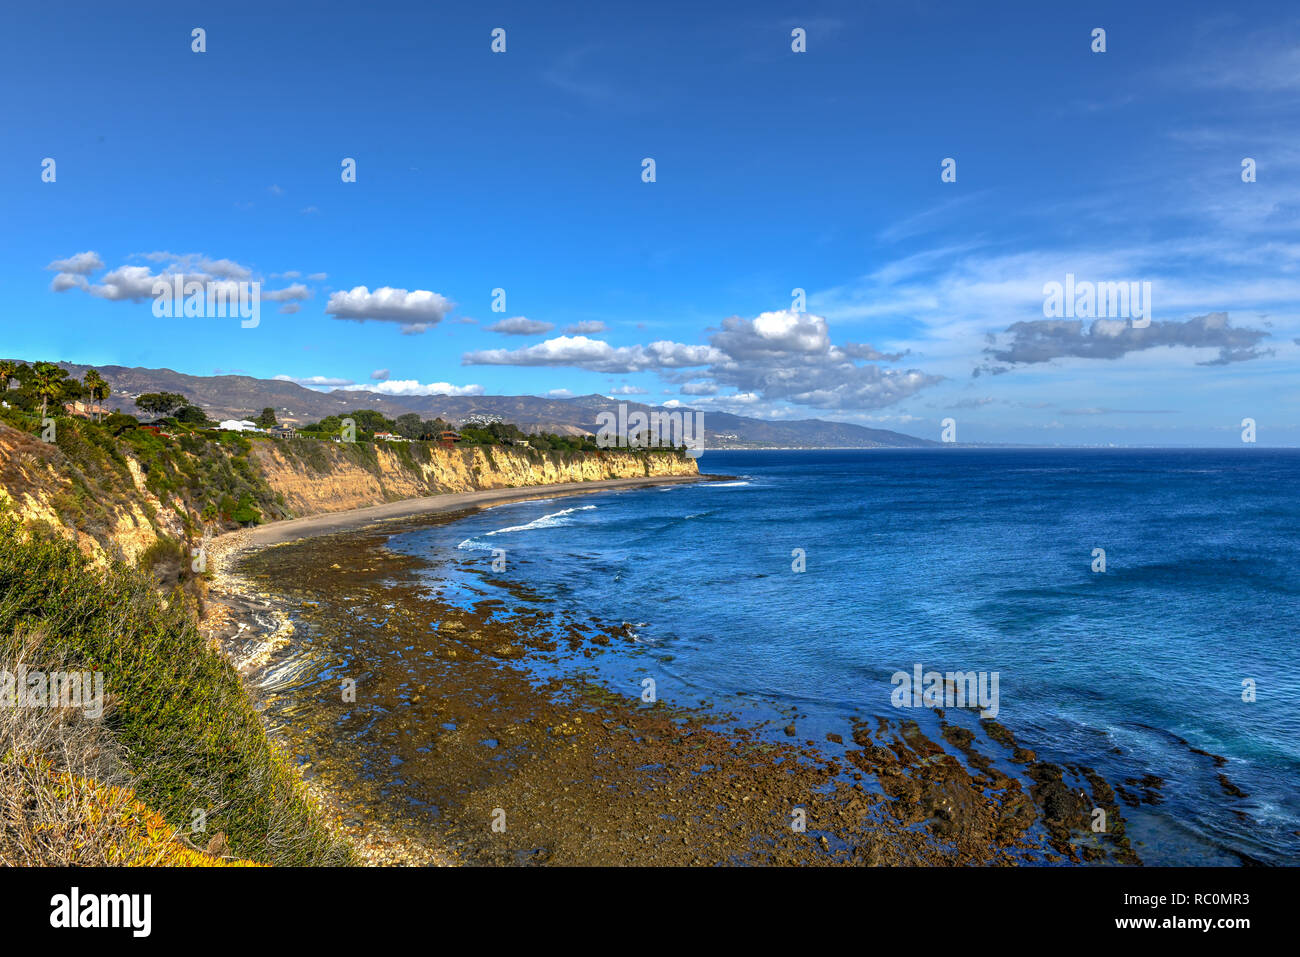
[1,627,137,865]
[0,628,259,866]
[0,514,353,865]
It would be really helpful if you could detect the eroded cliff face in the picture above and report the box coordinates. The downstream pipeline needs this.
[251,441,699,517]
[0,419,698,564]
[0,423,180,566]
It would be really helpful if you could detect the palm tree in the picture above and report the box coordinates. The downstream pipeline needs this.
[0,360,16,394]
[30,362,67,422]
[83,369,109,422]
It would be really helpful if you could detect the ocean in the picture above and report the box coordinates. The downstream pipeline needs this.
[384,448,1300,865]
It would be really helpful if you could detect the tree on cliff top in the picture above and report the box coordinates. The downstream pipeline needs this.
[29,362,71,420]
[83,369,109,422]
[135,392,189,418]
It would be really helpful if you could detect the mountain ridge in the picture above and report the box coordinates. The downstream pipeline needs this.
[6,360,938,449]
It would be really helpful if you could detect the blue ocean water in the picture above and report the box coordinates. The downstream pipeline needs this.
[388,449,1300,865]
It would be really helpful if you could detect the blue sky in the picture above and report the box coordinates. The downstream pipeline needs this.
[3,0,1297,445]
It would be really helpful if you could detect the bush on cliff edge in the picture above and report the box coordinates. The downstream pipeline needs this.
[0,512,353,866]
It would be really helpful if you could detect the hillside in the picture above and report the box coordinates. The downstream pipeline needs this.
[0,403,696,868]
[19,360,938,449]
[0,418,696,571]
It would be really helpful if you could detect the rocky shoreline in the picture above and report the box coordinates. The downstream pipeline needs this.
[197,478,1150,866]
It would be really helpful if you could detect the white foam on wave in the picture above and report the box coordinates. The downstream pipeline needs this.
[703,480,750,488]
[458,505,597,550]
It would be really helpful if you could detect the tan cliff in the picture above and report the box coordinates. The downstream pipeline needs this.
[0,422,182,566]
[252,440,699,517]
[0,420,698,564]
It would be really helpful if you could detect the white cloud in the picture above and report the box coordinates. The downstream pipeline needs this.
[45,251,103,275]
[564,320,606,334]
[462,312,937,411]
[680,381,717,395]
[487,316,555,336]
[463,335,722,374]
[139,253,252,280]
[50,272,88,292]
[325,285,454,334]
[342,379,484,397]
[275,374,355,388]
[263,283,312,313]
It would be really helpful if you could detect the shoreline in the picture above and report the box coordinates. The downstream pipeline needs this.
[199,471,1142,866]
[203,472,724,680]
[200,472,722,864]
[208,473,716,562]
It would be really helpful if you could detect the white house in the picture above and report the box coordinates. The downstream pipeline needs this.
[218,419,261,432]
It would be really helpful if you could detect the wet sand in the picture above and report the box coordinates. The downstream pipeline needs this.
[219,474,713,551]
[202,477,1146,866]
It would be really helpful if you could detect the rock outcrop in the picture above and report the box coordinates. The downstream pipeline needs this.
[0,421,698,564]
[253,440,698,517]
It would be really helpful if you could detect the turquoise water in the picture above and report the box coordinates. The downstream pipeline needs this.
[388,449,1300,865]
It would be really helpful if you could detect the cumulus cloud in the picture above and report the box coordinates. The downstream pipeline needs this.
[87,265,171,301]
[46,251,103,275]
[263,283,312,313]
[50,272,89,292]
[841,342,908,361]
[325,286,454,334]
[486,316,555,336]
[370,368,390,381]
[341,379,484,397]
[463,310,937,411]
[982,312,1271,368]
[274,374,355,388]
[46,251,315,310]
[607,384,648,395]
[564,320,607,335]
[140,252,252,280]
[463,335,723,373]
[702,311,941,410]
[264,284,311,300]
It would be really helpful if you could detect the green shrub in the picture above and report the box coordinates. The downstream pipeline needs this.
[0,513,352,865]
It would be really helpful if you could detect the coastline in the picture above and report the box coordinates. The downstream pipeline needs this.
[200,473,720,864]
[210,473,715,557]
[200,471,1140,866]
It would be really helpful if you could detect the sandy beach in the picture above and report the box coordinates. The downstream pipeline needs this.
[212,474,712,556]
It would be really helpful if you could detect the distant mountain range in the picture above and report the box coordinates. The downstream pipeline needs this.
[19,361,939,449]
